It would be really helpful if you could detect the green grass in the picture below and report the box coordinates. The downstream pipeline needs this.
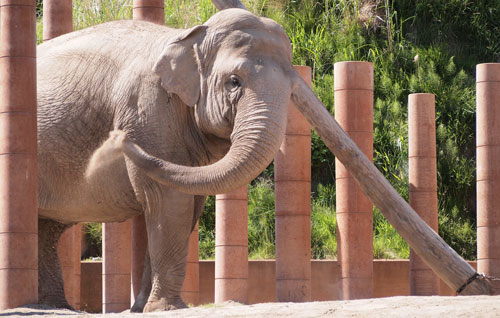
[247,178,276,259]
[199,180,410,260]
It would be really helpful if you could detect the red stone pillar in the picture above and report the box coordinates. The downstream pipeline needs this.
[42,0,78,306]
[129,1,163,304]
[102,221,131,313]
[42,0,72,41]
[274,65,312,302]
[181,222,199,306]
[408,93,440,295]
[0,0,38,309]
[73,224,82,310]
[133,0,164,25]
[215,186,248,304]
[130,215,147,304]
[58,228,75,306]
[476,63,500,290]
[334,61,374,300]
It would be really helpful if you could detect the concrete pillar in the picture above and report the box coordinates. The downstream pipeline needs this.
[130,215,147,304]
[408,93,440,295]
[58,228,75,307]
[181,222,199,306]
[42,0,72,41]
[274,65,312,302]
[215,186,248,304]
[133,0,164,25]
[0,0,38,309]
[476,63,500,290]
[334,61,374,300]
[129,2,162,303]
[102,221,131,313]
[73,224,82,310]
[42,1,78,306]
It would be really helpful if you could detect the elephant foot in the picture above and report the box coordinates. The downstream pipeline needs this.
[38,299,74,311]
[130,294,148,313]
[143,297,187,312]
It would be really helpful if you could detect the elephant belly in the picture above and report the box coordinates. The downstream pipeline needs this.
[38,162,143,224]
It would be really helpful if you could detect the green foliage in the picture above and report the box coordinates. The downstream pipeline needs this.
[247,178,276,259]
[373,208,409,259]
[311,184,337,259]
[84,223,103,257]
[199,181,410,260]
[73,0,133,29]
[199,195,216,259]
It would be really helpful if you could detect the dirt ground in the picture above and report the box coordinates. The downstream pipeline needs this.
[2,296,500,318]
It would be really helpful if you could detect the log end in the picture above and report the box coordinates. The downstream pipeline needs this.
[458,274,497,296]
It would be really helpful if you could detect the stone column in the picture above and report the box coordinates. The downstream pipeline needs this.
[102,221,131,313]
[72,224,82,309]
[42,1,81,306]
[0,0,38,309]
[408,93,440,295]
[334,61,374,300]
[476,63,500,290]
[130,0,163,304]
[42,0,72,41]
[133,0,164,24]
[274,65,312,302]
[181,222,199,306]
[58,228,75,306]
[215,186,248,304]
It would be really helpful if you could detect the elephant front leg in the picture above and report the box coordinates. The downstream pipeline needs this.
[143,189,195,312]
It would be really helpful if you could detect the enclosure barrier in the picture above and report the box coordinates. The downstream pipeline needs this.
[0,0,38,310]
[42,0,72,41]
[182,222,200,305]
[102,222,131,313]
[57,229,75,307]
[275,65,312,302]
[408,93,440,295]
[133,0,164,23]
[476,63,500,291]
[2,0,500,312]
[129,0,166,309]
[215,186,249,304]
[42,0,83,308]
[334,61,374,299]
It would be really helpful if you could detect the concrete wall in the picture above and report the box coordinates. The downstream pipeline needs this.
[80,259,475,311]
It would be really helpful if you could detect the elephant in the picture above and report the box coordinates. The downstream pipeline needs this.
[37,7,298,312]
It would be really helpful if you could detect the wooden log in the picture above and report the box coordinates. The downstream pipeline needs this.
[290,74,495,295]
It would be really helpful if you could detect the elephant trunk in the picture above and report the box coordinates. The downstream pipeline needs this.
[121,97,287,195]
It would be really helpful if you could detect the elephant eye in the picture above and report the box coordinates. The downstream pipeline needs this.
[230,75,241,89]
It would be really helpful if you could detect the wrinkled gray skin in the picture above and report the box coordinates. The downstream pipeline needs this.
[37,9,295,312]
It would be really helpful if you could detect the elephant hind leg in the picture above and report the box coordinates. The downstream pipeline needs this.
[38,217,73,309]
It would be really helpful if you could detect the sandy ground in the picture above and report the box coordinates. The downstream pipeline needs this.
[2,296,500,318]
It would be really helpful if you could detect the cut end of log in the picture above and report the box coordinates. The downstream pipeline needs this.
[457,273,496,296]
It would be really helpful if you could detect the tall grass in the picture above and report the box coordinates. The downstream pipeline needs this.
[199,179,409,260]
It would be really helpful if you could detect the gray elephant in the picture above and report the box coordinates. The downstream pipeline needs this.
[37,8,297,312]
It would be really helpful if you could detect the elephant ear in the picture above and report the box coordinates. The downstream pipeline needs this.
[153,25,207,107]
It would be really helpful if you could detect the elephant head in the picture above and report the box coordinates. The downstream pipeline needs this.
[93,9,297,195]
